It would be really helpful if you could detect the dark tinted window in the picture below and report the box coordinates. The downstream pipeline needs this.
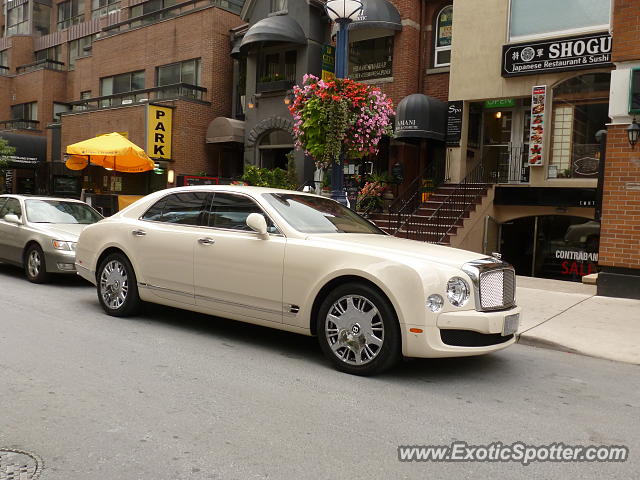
[0,198,22,219]
[141,192,208,225]
[0,198,7,212]
[208,193,276,232]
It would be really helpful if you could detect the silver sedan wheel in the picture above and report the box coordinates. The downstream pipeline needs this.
[325,295,384,365]
[27,249,42,278]
[99,260,129,310]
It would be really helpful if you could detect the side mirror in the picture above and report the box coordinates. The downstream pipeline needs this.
[4,214,22,225]
[246,213,268,236]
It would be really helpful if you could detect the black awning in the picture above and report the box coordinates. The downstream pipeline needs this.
[395,94,447,141]
[351,0,402,31]
[239,15,307,54]
[0,132,46,161]
[206,117,245,144]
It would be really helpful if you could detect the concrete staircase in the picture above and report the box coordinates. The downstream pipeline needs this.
[367,183,492,246]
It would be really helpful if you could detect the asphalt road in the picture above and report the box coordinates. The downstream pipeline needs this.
[0,263,638,480]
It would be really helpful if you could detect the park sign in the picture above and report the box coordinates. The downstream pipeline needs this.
[502,32,612,78]
[147,104,173,160]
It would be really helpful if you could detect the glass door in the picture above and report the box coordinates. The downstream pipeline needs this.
[508,105,531,183]
[482,110,513,183]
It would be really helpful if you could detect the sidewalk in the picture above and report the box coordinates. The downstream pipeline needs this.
[515,276,640,365]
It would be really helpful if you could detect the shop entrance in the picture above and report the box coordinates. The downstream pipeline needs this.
[481,100,531,183]
[499,215,599,281]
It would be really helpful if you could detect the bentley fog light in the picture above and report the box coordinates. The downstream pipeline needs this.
[446,277,470,307]
[426,294,444,312]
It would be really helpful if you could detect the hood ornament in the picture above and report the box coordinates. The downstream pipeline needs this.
[491,252,502,260]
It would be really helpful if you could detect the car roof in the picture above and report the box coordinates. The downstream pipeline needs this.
[0,194,85,203]
[156,185,314,197]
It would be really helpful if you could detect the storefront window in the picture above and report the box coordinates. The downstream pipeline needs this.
[348,36,393,81]
[509,0,610,41]
[57,0,85,30]
[549,73,610,179]
[434,5,452,67]
[501,215,599,281]
[7,3,30,36]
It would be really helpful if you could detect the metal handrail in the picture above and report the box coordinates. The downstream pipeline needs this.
[16,59,66,74]
[395,160,492,244]
[68,83,208,110]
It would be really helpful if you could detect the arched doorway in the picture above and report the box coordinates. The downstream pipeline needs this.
[257,129,294,170]
[500,215,599,281]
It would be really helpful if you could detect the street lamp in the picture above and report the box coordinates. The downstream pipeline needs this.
[325,0,362,205]
[627,118,640,149]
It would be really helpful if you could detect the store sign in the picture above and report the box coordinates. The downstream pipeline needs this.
[502,32,612,77]
[484,99,515,109]
[350,60,392,81]
[446,101,463,147]
[321,45,335,82]
[528,85,547,166]
[147,105,173,160]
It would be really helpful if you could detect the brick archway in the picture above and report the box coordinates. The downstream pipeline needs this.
[246,116,295,148]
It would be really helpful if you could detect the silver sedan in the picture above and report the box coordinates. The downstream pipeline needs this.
[0,195,103,283]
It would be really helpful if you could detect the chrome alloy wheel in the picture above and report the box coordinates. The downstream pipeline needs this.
[325,295,384,365]
[100,260,129,310]
[27,250,42,278]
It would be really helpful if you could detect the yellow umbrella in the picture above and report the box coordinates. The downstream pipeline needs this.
[65,132,155,173]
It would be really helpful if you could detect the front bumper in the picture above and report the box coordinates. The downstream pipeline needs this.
[402,306,521,358]
[44,248,77,274]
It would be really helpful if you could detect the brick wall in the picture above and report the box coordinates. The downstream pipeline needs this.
[611,0,640,63]
[599,125,640,269]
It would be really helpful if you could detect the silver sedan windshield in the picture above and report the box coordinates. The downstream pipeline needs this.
[25,200,103,224]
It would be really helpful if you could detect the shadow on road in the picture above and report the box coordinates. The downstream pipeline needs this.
[121,301,514,381]
[0,262,92,288]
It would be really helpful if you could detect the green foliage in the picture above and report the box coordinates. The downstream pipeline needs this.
[299,97,351,168]
[241,165,297,190]
[286,151,298,188]
[0,138,16,170]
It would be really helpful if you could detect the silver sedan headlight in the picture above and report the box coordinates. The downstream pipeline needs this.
[52,240,77,251]
[446,277,470,307]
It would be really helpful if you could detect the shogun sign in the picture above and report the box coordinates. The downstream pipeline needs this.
[146,104,173,159]
[502,32,612,77]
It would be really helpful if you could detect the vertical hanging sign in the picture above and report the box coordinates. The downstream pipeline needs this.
[528,85,547,166]
[147,104,173,160]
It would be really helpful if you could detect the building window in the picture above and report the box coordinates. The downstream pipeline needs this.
[11,102,38,122]
[349,36,393,81]
[0,50,8,69]
[7,3,30,36]
[57,0,85,30]
[53,102,71,121]
[130,0,176,25]
[509,0,610,41]
[434,5,453,67]
[35,46,63,63]
[68,35,94,69]
[257,50,296,91]
[33,3,51,36]
[270,0,286,13]
[100,70,145,96]
[155,58,201,99]
[92,0,120,18]
[548,73,610,179]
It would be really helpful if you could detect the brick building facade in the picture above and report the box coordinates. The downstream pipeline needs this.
[598,0,640,299]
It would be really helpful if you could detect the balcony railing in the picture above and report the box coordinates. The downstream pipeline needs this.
[0,119,41,130]
[101,0,243,36]
[68,83,208,111]
[16,59,66,74]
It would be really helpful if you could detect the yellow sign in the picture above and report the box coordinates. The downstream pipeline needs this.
[147,105,173,159]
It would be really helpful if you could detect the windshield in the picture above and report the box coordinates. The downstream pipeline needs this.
[263,193,384,234]
[25,200,103,224]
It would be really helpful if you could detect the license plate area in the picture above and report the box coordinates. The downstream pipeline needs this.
[502,313,520,336]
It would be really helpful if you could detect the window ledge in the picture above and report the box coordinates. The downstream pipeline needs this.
[426,66,450,75]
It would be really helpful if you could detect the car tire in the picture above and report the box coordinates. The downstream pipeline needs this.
[317,282,400,376]
[24,244,50,284]
[96,252,141,317]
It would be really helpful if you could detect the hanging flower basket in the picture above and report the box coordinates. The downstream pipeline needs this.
[288,74,395,169]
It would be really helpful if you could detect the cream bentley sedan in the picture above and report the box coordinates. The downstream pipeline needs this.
[75,186,520,375]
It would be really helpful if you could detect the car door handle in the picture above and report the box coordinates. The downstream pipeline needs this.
[131,229,147,237]
[198,237,215,246]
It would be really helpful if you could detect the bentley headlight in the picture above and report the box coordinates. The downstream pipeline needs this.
[446,277,470,307]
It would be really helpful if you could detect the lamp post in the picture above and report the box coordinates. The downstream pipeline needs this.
[325,0,362,205]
